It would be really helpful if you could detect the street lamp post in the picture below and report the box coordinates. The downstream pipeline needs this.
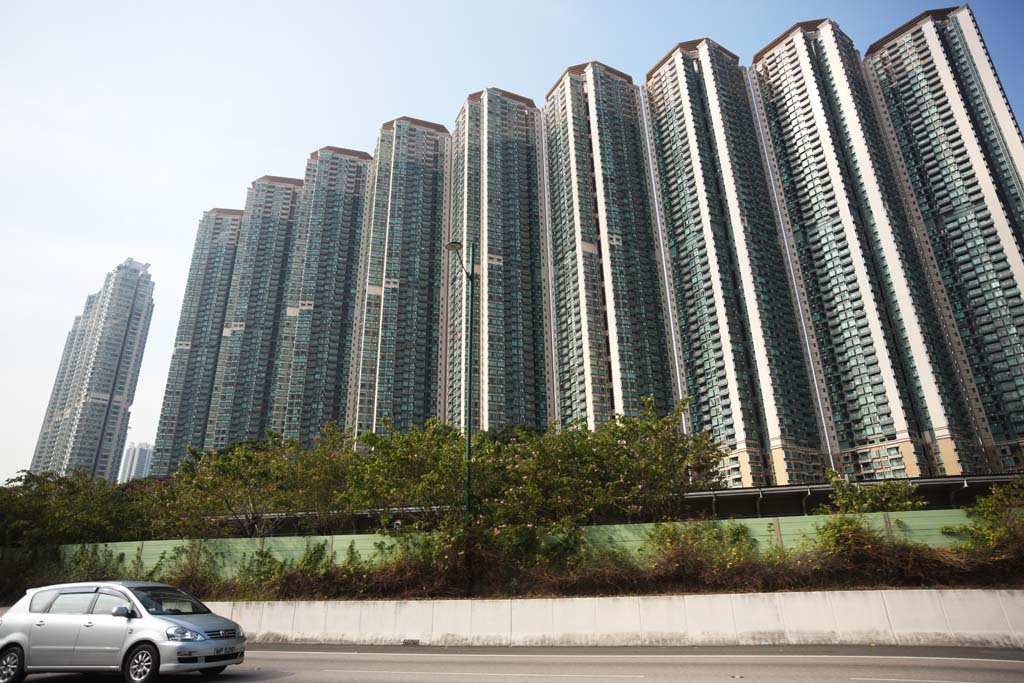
[446,240,474,594]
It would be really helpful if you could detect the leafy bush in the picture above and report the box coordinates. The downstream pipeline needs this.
[150,540,222,594]
[237,548,286,584]
[821,469,926,513]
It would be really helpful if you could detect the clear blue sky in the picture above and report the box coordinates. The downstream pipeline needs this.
[1,0,1022,482]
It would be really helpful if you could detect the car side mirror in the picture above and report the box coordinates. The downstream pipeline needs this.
[111,605,132,618]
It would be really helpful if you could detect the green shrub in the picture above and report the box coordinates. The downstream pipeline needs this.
[237,548,286,584]
[151,540,222,594]
[60,544,126,582]
[821,469,926,513]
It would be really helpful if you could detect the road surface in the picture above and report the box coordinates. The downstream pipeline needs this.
[31,644,1024,682]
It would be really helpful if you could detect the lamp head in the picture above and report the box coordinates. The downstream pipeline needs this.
[445,241,464,253]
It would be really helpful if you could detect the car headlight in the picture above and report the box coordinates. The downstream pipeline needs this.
[237,625,245,639]
[166,626,207,641]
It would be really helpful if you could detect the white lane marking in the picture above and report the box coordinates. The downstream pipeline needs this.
[249,651,1024,666]
[851,679,981,683]
[323,670,643,679]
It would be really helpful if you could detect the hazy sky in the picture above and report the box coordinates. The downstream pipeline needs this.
[2,0,1022,483]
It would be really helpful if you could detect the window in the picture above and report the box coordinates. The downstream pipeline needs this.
[92,592,130,615]
[29,589,59,613]
[48,591,97,615]
[130,587,210,616]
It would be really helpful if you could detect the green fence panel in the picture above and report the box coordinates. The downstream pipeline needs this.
[137,539,189,574]
[203,538,261,577]
[889,509,967,547]
[263,536,330,565]
[1,509,979,577]
[330,533,395,565]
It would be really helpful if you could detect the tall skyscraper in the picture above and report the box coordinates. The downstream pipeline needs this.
[750,18,981,479]
[152,208,242,475]
[31,259,155,481]
[206,176,302,449]
[543,61,674,429]
[440,88,554,434]
[864,6,1024,471]
[118,441,153,482]
[347,117,450,437]
[270,147,372,442]
[644,40,825,487]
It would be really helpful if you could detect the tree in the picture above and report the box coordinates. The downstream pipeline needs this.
[0,470,137,546]
[290,423,357,534]
[172,434,299,538]
[823,469,926,513]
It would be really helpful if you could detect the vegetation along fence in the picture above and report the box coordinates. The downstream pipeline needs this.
[0,509,969,580]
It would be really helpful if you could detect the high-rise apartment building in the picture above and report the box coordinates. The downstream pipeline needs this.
[31,259,155,481]
[270,147,372,442]
[347,117,450,437]
[865,6,1024,471]
[206,176,302,449]
[152,208,242,475]
[750,18,981,479]
[118,441,153,482]
[543,61,673,429]
[441,89,554,433]
[644,40,825,487]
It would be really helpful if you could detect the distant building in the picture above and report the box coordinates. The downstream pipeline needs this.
[440,88,555,434]
[749,18,980,478]
[864,6,1024,471]
[205,176,303,450]
[152,209,241,476]
[347,117,450,437]
[269,147,372,442]
[644,39,825,487]
[543,61,673,429]
[31,259,155,481]
[118,441,153,482]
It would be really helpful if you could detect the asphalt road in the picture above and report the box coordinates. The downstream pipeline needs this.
[28,645,1024,682]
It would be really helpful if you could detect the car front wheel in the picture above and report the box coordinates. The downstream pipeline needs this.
[0,646,25,683]
[123,643,159,683]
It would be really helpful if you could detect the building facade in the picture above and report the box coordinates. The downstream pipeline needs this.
[543,61,673,429]
[270,147,372,442]
[152,208,242,475]
[206,176,302,449]
[31,259,155,481]
[865,6,1024,471]
[118,441,153,482]
[750,18,980,479]
[441,88,554,434]
[347,117,450,437]
[645,39,825,487]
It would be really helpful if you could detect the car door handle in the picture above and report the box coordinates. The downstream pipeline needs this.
[34,621,45,627]
[83,622,94,628]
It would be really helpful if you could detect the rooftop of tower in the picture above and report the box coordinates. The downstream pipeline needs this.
[381,116,449,134]
[753,19,830,64]
[311,146,373,161]
[252,175,303,188]
[865,6,962,57]
[546,61,634,101]
[466,88,537,109]
[207,208,244,216]
[646,39,740,82]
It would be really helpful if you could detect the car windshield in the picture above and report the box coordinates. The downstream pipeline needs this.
[129,586,210,615]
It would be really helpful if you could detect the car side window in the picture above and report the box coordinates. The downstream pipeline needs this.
[92,592,130,615]
[29,589,59,613]
[47,591,97,615]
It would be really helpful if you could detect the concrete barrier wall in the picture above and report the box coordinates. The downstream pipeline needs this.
[203,589,1024,649]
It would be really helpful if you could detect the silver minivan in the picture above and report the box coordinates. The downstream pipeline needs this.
[0,581,245,682]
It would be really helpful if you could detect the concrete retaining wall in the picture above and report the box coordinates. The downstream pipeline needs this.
[203,589,1024,649]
